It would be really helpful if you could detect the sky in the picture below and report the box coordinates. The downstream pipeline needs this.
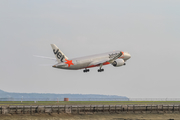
[0,0,180,98]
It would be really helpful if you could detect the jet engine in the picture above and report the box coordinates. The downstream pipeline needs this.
[112,59,125,67]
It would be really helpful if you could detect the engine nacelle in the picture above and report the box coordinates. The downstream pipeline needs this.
[112,59,125,67]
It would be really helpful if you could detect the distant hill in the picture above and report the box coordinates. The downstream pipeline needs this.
[0,89,128,101]
[0,89,5,94]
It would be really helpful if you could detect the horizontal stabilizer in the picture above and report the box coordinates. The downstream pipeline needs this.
[33,55,56,61]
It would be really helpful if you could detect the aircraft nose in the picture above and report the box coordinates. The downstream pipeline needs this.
[128,53,131,59]
[125,53,131,59]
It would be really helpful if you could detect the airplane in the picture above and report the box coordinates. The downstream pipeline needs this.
[35,44,131,72]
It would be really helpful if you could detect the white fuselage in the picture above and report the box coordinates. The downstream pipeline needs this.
[53,51,131,70]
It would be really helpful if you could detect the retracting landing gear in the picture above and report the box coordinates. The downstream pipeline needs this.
[83,68,90,73]
[98,63,104,72]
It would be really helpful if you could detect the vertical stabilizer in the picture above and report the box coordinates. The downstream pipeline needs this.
[51,44,68,63]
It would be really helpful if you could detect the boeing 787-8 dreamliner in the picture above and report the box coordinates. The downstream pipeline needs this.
[36,44,131,72]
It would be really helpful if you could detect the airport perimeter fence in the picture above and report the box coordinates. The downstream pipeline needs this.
[1,104,180,114]
[0,98,180,101]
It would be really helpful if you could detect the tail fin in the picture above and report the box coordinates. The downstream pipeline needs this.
[51,44,68,63]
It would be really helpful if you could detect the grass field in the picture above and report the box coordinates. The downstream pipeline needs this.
[0,101,180,106]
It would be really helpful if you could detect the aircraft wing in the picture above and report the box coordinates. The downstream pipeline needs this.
[33,55,56,61]
[88,59,110,66]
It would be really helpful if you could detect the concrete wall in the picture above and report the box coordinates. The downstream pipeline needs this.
[1,105,180,115]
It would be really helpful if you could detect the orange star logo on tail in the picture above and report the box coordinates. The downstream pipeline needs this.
[65,59,74,67]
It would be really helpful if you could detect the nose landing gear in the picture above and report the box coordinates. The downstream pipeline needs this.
[98,63,104,72]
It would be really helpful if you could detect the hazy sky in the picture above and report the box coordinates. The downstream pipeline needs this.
[0,0,180,98]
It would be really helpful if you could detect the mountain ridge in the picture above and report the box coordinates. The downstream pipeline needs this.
[0,89,128,99]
